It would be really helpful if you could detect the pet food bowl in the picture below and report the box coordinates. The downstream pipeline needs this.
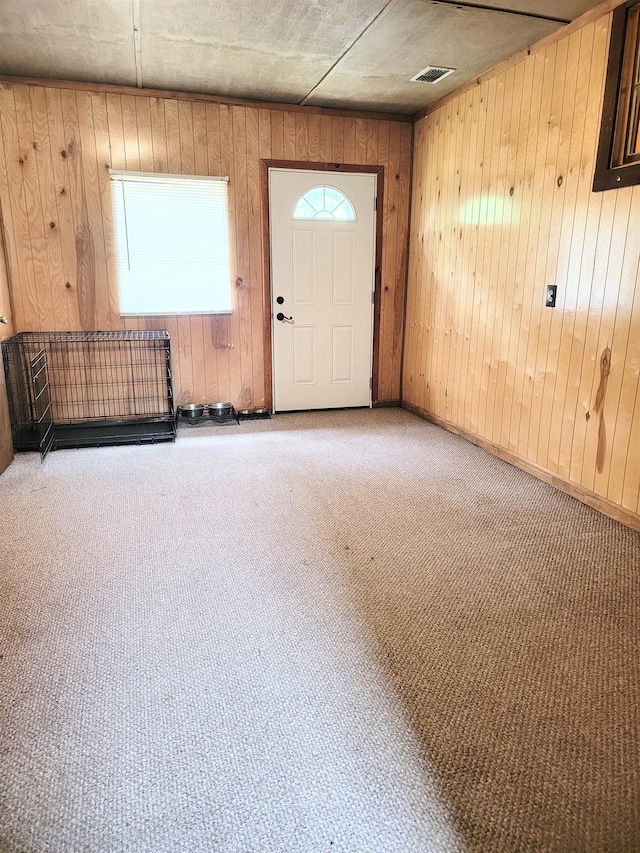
[207,402,234,417]
[178,403,205,419]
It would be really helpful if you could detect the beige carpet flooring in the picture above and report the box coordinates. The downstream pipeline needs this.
[0,408,638,852]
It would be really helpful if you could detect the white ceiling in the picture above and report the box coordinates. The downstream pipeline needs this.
[0,0,607,115]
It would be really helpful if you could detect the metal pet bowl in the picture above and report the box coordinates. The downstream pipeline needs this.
[178,403,205,419]
[238,406,270,421]
[207,402,234,417]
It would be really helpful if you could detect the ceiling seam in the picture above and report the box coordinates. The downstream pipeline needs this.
[299,0,570,108]
[132,0,143,88]
[427,0,570,25]
[298,0,398,106]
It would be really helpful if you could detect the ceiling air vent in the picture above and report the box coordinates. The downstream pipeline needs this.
[410,66,456,84]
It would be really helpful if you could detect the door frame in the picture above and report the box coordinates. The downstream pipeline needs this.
[261,159,384,411]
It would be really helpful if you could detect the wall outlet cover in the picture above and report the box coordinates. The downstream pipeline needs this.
[546,285,557,308]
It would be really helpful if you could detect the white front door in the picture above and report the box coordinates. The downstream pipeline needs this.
[269,168,376,412]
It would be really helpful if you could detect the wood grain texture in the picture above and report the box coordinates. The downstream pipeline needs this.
[0,212,14,473]
[403,10,640,526]
[0,82,412,406]
[0,352,12,475]
[0,75,412,124]
[403,400,640,533]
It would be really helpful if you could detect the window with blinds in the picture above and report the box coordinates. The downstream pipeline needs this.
[109,171,232,315]
[614,3,640,166]
[594,1,640,190]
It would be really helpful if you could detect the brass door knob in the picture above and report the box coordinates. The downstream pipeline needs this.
[0,316,7,324]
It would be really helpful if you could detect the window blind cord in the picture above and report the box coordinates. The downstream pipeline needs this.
[121,181,132,272]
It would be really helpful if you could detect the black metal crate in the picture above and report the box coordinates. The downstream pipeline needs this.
[2,330,175,458]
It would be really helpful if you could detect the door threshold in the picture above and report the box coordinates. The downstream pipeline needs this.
[274,406,371,414]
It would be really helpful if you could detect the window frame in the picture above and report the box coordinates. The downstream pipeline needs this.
[594,1,640,191]
[292,185,357,221]
[109,169,233,317]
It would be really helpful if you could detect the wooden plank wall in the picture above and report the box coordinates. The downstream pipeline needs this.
[404,11,640,526]
[0,226,15,474]
[0,82,412,407]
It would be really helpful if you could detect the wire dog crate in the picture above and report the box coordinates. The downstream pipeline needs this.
[2,330,175,459]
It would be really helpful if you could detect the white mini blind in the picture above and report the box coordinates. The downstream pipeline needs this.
[110,171,232,315]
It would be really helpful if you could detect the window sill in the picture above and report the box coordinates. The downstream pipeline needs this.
[593,161,640,192]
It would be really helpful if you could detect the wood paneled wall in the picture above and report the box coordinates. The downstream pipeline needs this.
[404,12,640,526]
[0,82,412,407]
[0,227,15,473]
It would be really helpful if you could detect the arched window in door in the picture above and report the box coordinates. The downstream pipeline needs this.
[293,185,356,221]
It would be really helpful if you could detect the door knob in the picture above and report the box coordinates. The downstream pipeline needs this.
[276,312,294,323]
[0,315,7,324]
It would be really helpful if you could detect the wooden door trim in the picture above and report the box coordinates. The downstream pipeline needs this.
[261,160,385,411]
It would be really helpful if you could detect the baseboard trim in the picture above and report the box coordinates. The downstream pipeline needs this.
[401,400,640,533]
[373,399,401,408]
